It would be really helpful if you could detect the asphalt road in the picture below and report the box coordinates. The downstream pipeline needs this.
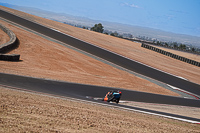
[0,9,200,96]
[1,73,200,108]
[1,73,200,123]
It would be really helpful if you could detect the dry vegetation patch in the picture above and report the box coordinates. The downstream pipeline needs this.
[1,87,200,133]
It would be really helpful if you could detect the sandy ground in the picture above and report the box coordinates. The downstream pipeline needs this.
[1,6,199,85]
[1,86,200,133]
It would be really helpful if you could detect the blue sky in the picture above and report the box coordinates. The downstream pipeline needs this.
[1,0,200,37]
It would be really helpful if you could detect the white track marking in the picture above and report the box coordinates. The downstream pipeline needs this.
[1,84,200,124]
[85,95,200,124]
[50,28,62,33]
[167,84,199,99]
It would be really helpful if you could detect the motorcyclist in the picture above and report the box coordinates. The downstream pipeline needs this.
[102,90,122,103]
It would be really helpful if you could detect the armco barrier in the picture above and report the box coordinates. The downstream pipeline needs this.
[0,23,20,61]
[141,43,200,67]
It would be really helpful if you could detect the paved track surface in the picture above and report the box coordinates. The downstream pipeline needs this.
[1,73,200,108]
[1,73,200,123]
[0,9,200,96]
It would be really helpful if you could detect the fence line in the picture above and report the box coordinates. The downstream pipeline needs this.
[141,43,200,67]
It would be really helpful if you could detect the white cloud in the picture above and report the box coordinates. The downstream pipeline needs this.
[130,4,139,8]
[122,2,140,8]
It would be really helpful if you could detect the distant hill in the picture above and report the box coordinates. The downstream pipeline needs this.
[1,2,200,47]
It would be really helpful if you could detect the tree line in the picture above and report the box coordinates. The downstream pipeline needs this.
[88,23,200,54]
